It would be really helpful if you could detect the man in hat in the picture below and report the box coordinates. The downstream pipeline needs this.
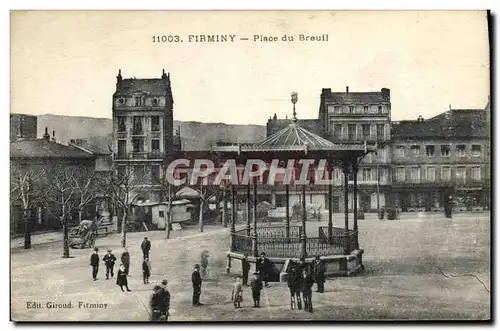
[191,264,203,306]
[259,252,271,287]
[121,247,131,275]
[159,279,171,320]
[249,272,263,308]
[150,285,163,321]
[301,269,315,313]
[241,254,251,286]
[141,236,152,259]
[103,249,117,279]
[90,247,100,281]
[313,256,326,293]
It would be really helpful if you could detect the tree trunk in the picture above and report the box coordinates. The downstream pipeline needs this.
[78,209,83,224]
[222,188,228,228]
[23,207,31,249]
[62,215,70,258]
[198,200,204,233]
[121,209,128,248]
[165,201,172,239]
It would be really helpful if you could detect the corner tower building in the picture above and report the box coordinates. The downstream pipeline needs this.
[112,69,177,203]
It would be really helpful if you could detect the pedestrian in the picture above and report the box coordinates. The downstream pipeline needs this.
[231,275,243,308]
[121,247,130,275]
[159,279,171,320]
[313,256,326,293]
[250,272,263,308]
[90,247,99,281]
[116,263,131,292]
[445,195,453,218]
[103,249,117,279]
[142,258,152,284]
[287,265,302,310]
[141,237,151,259]
[191,264,203,306]
[259,252,271,287]
[241,255,250,286]
[301,269,314,313]
[150,285,163,321]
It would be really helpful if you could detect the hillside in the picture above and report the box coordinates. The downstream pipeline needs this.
[36,114,266,151]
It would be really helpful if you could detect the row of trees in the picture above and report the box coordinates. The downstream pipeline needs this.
[10,161,225,257]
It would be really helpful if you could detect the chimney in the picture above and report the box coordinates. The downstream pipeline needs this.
[321,88,331,98]
[116,69,123,89]
[162,69,168,79]
[381,88,390,101]
[43,127,50,141]
[346,86,349,93]
[51,130,56,143]
[273,113,277,120]
[449,104,452,110]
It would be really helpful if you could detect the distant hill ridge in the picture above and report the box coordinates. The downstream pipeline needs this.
[36,114,266,151]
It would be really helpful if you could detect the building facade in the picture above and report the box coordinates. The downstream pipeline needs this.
[112,69,179,204]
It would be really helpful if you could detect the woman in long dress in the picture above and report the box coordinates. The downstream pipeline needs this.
[116,264,131,292]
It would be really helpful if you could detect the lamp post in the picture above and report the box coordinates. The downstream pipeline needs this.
[291,91,298,122]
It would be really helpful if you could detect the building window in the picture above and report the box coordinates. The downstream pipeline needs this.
[348,106,354,113]
[396,167,405,182]
[151,139,160,153]
[456,166,466,184]
[117,165,127,178]
[151,165,161,183]
[471,166,481,180]
[362,168,372,181]
[117,140,126,157]
[333,124,342,139]
[334,106,341,113]
[377,124,385,139]
[441,145,451,157]
[426,145,435,157]
[151,116,160,131]
[426,166,435,182]
[133,116,144,134]
[363,106,369,113]
[456,145,466,157]
[159,210,164,218]
[441,166,451,181]
[134,165,145,181]
[378,105,382,112]
[410,167,421,183]
[472,145,482,157]
[132,138,144,153]
[134,97,143,106]
[348,124,356,141]
[362,124,370,139]
[411,145,420,156]
[152,98,159,106]
[396,146,405,157]
[117,117,126,132]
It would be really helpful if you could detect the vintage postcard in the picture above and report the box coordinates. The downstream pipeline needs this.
[10,10,491,322]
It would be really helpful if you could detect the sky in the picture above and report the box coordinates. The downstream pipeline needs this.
[10,10,490,124]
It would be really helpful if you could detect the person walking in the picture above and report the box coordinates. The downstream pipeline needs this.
[121,248,131,275]
[150,286,163,321]
[259,252,271,287]
[116,264,131,292]
[287,265,302,310]
[159,279,171,320]
[301,269,315,313]
[241,255,251,286]
[231,275,243,309]
[142,258,152,284]
[191,264,203,306]
[141,237,151,259]
[313,256,326,293]
[103,249,117,279]
[250,272,263,308]
[90,248,100,281]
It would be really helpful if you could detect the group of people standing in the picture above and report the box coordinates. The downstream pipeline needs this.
[89,237,153,292]
[286,256,326,313]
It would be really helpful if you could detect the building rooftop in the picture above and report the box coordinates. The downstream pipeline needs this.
[321,87,391,104]
[10,139,96,159]
[113,69,172,96]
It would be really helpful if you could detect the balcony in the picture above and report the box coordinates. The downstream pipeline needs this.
[130,130,145,137]
[114,152,163,161]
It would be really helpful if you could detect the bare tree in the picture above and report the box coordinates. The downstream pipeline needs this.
[155,176,183,239]
[196,184,219,233]
[10,162,47,249]
[72,169,100,223]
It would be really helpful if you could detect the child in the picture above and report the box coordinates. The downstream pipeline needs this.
[249,272,263,308]
[231,275,243,308]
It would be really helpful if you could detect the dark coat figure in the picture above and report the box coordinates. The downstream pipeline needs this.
[300,271,315,313]
[191,265,203,306]
[444,195,453,218]
[250,273,263,308]
[287,266,303,310]
[141,237,151,259]
[241,256,251,286]
[142,259,151,284]
[150,286,164,321]
[116,265,131,292]
[103,251,117,279]
[313,258,326,293]
[258,254,272,286]
[90,250,99,281]
[121,250,130,275]
[160,288,171,320]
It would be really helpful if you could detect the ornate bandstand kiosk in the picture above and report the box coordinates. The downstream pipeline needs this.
[213,92,378,281]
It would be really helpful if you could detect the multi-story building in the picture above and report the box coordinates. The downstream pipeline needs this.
[112,69,179,203]
[10,113,37,140]
[390,108,489,212]
[266,87,392,212]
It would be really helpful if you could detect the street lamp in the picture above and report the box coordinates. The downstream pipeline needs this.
[291,91,298,121]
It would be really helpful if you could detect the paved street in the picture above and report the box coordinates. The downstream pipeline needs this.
[11,213,490,321]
